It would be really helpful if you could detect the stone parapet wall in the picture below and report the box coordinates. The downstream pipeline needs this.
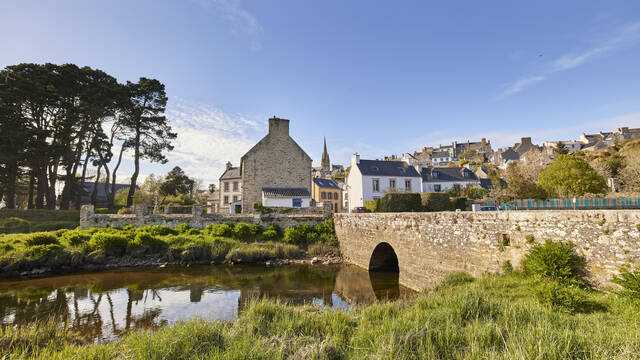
[80,204,330,230]
[334,210,640,291]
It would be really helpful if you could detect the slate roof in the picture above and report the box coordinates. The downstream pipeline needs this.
[220,167,241,180]
[313,178,341,189]
[262,187,311,197]
[421,167,478,182]
[76,182,137,206]
[431,151,451,158]
[356,160,421,177]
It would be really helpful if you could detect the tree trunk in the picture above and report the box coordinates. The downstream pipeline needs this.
[47,162,58,209]
[5,162,18,209]
[27,170,35,209]
[126,135,140,207]
[35,162,48,209]
[109,144,126,209]
[75,149,92,210]
[91,165,101,207]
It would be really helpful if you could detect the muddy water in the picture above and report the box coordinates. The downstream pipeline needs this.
[0,264,413,342]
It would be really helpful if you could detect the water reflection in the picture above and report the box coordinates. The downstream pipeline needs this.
[0,264,413,342]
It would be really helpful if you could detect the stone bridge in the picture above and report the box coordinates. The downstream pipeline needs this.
[334,210,640,291]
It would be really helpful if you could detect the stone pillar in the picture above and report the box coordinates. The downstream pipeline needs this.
[192,204,203,218]
[134,205,146,227]
[80,205,94,229]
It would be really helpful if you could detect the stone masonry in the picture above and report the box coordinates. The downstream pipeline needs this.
[241,117,312,213]
[334,210,640,291]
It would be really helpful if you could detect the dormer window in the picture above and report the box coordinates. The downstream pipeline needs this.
[433,171,438,178]
[463,170,469,178]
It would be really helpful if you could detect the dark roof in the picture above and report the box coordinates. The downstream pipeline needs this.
[500,148,520,161]
[431,151,451,158]
[356,160,421,177]
[220,167,241,180]
[262,187,311,197]
[421,167,478,182]
[76,182,136,206]
[313,178,340,189]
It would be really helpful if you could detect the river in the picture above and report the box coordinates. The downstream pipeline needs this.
[0,264,413,342]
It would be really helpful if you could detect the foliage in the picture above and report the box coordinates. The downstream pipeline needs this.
[504,162,547,200]
[379,193,422,212]
[233,223,253,241]
[502,260,513,273]
[24,233,60,247]
[261,229,279,241]
[437,271,475,288]
[538,155,607,197]
[205,224,233,237]
[0,217,31,233]
[619,149,640,193]
[159,166,195,198]
[450,197,467,210]
[307,243,340,257]
[525,234,535,244]
[175,223,191,234]
[612,266,640,299]
[253,202,274,214]
[421,192,451,212]
[459,185,488,200]
[89,233,131,256]
[364,199,381,213]
[521,240,584,281]
[535,280,586,313]
[225,242,302,262]
[130,232,166,253]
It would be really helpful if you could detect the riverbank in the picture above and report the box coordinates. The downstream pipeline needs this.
[2,271,639,359]
[0,221,340,279]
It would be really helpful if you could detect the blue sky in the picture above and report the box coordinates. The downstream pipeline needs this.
[2,1,640,186]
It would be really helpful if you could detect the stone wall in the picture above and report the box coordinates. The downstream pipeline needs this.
[80,204,330,230]
[334,210,640,291]
[241,117,312,213]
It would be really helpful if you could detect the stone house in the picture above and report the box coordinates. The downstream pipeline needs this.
[312,177,342,213]
[420,166,480,192]
[218,162,242,213]
[240,117,312,213]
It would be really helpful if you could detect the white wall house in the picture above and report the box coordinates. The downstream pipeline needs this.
[261,187,312,208]
[346,154,422,211]
[420,167,480,192]
[543,141,583,154]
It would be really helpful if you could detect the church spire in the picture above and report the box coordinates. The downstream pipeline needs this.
[321,137,331,175]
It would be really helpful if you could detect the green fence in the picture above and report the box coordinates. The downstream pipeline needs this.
[484,197,640,210]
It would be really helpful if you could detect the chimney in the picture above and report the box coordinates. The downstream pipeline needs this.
[268,116,290,137]
[521,137,532,145]
[352,153,360,165]
[226,161,232,170]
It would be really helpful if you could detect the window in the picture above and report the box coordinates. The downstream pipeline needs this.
[233,195,238,202]
[434,185,441,192]
[333,192,339,200]
[433,171,438,178]
[389,179,396,188]
[233,181,239,191]
[223,196,229,204]
[333,203,338,212]
[405,180,411,191]
[372,179,380,192]
[224,182,229,191]
[321,192,327,199]
[463,170,469,178]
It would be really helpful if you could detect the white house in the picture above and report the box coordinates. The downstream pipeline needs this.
[261,187,312,208]
[346,154,422,211]
[420,167,480,192]
[543,140,583,154]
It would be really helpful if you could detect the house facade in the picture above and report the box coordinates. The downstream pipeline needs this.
[218,162,242,213]
[240,117,312,213]
[261,187,312,208]
[420,167,480,192]
[312,177,342,213]
[346,154,421,211]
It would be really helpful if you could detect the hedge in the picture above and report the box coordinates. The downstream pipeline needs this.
[450,197,467,210]
[379,193,422,212]
[421,193,451,212]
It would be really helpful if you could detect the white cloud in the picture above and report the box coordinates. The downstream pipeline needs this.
[497,21,640,99]
[164,99,265,185]
[191,0,262,50]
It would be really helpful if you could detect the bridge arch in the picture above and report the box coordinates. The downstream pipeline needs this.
[368,242,399,272]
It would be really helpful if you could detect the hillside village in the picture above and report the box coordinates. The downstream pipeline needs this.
[209,116,640,214]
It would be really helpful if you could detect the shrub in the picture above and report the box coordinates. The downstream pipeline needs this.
[233,223,253,241]
[180,240,212,261]
[421,193,451,212]
[319,232,338,245]
[612,266,640,299]
[175,224,191,234]
[535,280,585,313]
[265,224,282,236]
[0,217,31,233]
[147,225,177,236]
[525,234,535,244]
[502,260,513,273]
[206,224,233,237]
[89,232,130,256]
[313,219,334,236]
[249,224,263,236]
[130,232,167,253]
[23,244,66,264]
[117,207,134,214]
[450,197,467,211]
[261,229,279,241]
[186,228,201,235]
[521,240,584,281]
[24,233,60,247]
[307,243,340,257]
[61,231,91,247]
[364,199,381,213]
[283,227,306,245]
[379,193,422,212]
[210,238,236,260]
[31,221,78,232]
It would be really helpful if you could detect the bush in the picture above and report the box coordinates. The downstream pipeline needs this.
[24,233,60,247]
[250,224,263,236]
[421,193,451,212]
[525,234,535,244]
[536,280,585,313]
[261,229,279,241]
[313,219,334,236]
[502,260,513,273]
[89,232,130,256]
[307,243,340,257]
[379,193,422,212]
[210,238,236,260]
[521,240,584,281]
[186,228,201,235]
[206,224,233,237]
[130,232,167,253]
[175,223,191,234]
[117,207,134,214]
[233,223,253,241]
[364,199,381,213]
[23,244,66,264]
[146,225,177,236]
[450,197,467,211]
[283,227,306,245]
[31,221,78,232]
[319,233,338,245]
[0,217,31,233]
[61,231,91,247]
[612,266,640,299]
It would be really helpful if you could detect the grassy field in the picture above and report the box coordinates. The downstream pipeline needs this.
[0,209,79,234]
[0,221,338,277]
[1,271,639,359]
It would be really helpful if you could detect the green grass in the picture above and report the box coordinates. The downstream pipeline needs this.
[0,220,338,275]
[2,272,639,359]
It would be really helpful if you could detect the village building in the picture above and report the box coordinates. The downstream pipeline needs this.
[206,190,220,214]
[420,167,479,192]
[240,117,312,213]
[218,162,242,213]
[543,140,583,154]
[346,154,421,211]
[312,177,342,213]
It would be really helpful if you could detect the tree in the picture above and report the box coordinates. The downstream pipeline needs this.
[538,155,607,197]
[620,149,640,192]
[504,163,547,200]
[553,141,569,156]
[160,166,194,199]
[121,78,176,207]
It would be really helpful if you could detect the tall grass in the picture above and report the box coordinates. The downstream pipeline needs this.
[3,272,640,359]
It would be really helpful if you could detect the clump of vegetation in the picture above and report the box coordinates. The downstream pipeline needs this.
[205,224,233,237]
[89,233,130,256]
[535,280,586,313]
[502,260,513,273]
[24,233,59,247]
[612,266,640,299]
[437,271,475,288]
[521,240,584,282]
[525,234,535,244]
